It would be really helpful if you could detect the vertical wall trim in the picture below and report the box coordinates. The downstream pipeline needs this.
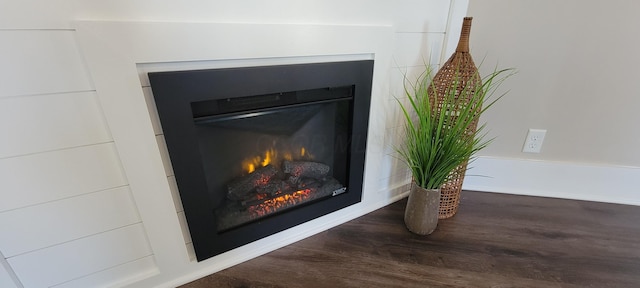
[440,0,470,63]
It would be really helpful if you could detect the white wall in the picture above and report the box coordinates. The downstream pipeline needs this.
[463,0,640,203]
[468,0,640,166]
[0,1,464,287]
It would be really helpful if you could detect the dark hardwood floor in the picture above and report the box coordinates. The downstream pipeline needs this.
[180,191,640,288]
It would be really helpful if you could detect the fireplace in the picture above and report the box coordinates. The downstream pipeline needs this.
[148,60,374,261]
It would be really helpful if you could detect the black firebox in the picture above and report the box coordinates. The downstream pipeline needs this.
[149,60,373,261]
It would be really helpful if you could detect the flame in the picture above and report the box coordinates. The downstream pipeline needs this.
[242,146,311,173]
[242,156,262,174]
[261,148,275,167]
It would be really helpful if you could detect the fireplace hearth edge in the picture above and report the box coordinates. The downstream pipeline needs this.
[149,60,374,261]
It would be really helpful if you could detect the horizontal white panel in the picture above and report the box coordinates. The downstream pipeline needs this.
[142,87,163,136]
[0,260,18,288]
[0,0,74,29]
[2,0,450,31]
[383,124,405,157]
[384,97,404,133]
[386,65,442,129]
[51,256,158,288]
[0,143,127,212]
[8,224,152,288]
[393,0,450,32]
[0,30,93,98]
[393,32,445,68]
[377,152,411,190]
[0,186,139,257]
[76,0,396,29]
[388,64,440,100]
[0,92,112,158]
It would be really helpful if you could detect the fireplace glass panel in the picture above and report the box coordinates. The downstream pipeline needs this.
[191,87,353,232]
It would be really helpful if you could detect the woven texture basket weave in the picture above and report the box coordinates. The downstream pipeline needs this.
[429,17,481,219]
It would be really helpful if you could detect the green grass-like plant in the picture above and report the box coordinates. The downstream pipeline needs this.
[397,65,514,189]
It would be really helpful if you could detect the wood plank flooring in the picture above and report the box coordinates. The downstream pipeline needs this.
[179,191,640,288]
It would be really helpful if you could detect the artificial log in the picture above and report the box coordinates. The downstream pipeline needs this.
[227,165,278,200]
[295,177,322,190]
[217,176,347,231]
[241,192,285,208]
[283,160,330,183]
[241,196,268,208]
[242,178,320,208]
[238,193,262,208]
[255,181,282,196]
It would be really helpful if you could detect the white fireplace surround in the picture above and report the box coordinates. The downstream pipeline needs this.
[76,21,400,286]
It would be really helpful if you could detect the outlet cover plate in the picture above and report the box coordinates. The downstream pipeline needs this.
[523,129,546,153]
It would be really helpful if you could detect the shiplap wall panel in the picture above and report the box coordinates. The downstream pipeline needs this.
[0,143,127,212]
[51,256,158,288]
[386,65,440,126]
[0,0,73,29]
[0,92,111,158]
[0,186,139,257]
[394,0,451,32]
[0,260,18,288]
[7,224,152,288]
[393,33,444,68]
[0,30,93,98]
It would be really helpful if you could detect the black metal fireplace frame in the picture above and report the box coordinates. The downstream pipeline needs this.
[149,60,373,261]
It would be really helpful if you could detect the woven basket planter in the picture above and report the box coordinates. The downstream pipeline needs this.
[430,17,481,219]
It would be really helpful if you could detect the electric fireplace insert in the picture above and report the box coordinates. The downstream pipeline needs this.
[149,60,373,261]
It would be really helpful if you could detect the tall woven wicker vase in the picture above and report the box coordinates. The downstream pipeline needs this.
[431,17,481,219]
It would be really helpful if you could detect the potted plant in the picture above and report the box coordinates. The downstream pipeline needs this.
[397,65,513,235]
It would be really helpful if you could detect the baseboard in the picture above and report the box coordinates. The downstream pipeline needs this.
[462,156,640,206]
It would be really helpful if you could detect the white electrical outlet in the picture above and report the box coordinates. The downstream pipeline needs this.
[522,129,546,153]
